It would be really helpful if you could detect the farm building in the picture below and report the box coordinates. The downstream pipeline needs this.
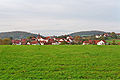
[97,40,106,45]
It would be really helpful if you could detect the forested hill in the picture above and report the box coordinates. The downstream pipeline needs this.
[69,31,107,37]
[0,30,108,39]
[0,31,39,39]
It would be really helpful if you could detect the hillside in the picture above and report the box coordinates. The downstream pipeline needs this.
[0,31,39,39]
[69,30,107,37]
[0,30,108,39]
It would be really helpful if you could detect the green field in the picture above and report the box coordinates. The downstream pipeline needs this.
[106,40,120,43]
[0,45,120,80]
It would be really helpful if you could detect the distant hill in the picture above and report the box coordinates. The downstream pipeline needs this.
[69,30,107,37]
[0,30,108,39]
[0,31,40,39]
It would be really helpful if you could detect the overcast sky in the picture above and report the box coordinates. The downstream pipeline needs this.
[0,0,120,36]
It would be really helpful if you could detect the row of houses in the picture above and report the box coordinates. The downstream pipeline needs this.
[95,33,120,38]
[12,35,107,45]
[12,36,73,45]
[82,40,106,45]
[95,33,109,38]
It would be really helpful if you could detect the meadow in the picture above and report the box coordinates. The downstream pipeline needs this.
[0,45,120,80]
[106,39,120,43]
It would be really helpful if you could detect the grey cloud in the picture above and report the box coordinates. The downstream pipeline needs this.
[0,0,119,36]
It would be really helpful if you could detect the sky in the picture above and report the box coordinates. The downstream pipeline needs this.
[0,0,120,36]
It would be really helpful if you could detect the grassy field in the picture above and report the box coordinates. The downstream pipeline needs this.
[0,45,120,80]
[106,39,120,43]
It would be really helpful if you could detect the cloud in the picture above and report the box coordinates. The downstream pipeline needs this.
[0,0,119,36]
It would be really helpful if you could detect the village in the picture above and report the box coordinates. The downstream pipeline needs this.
[11,32,120,45]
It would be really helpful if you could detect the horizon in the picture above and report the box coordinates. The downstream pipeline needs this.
[0,30,119,36]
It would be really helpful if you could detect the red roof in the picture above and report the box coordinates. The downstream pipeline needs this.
[32,38,36,40]
[58,41,63,43]
[116,33,120,35]
[101,40,106,43]
[12,40,15,43]
[80,41,82,43]
[83,41,89,43]
[46,36,51,39]
[89,40,93,44]
[69,36,72,38]
[66,41,70,43]
[31,41,38,44]
[21,39,27,42]
[93,40,100,44]
[40,41,46,43]
[15,40,21,44]
[48,39,55,43]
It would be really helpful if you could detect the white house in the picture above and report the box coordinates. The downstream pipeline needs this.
[53,38,56,41]
[40,43,44,45]
[59,39,64,42]
[27,42,31,45]
[45,40,48,43]
[97,40,106,45]
[16,42,21,45]
[38,37,44,41]
[52,42,59,45]
[83,41,89,45]
[69,39,73,42]
[96,35,102,38]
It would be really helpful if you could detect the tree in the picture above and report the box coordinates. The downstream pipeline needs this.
[100,36,105,40]
[2,38,11,45]
[73,36,81,44]
[0,39,2,45]
[60,41,68,45]
[111,32,117,39]
[9,37,13,45]
[27,36,31,39]
[112,39,117,45]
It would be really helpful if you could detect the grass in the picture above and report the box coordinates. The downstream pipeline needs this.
[106,39,120,43]
[0,45,120,80]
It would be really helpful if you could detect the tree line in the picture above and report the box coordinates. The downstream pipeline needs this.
[0,38,12,45]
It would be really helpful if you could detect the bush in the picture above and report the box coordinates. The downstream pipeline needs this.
[60,41,69,45]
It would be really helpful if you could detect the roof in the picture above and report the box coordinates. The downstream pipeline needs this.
[116,33,120,35]
[83,41,89,43]
[93,40,100,44]
[31,41,38,44]
[100,40,106,43]
[46,36,51,39]
[21,39,27,42]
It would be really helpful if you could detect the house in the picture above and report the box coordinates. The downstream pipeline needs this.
[31,41,40,45]
[52,42,59,45]
[83,41,90,45]
[21,39,27,45]
[40,42,44,45]
[103,33,109,37]
[96,35,102,38]
[89,40,93,44]
[66,40,70,44]
[59,39,64,42]
[118,42,120,45]
[53,38,57,41]
[12,40,21,45]
[93,40,101,45]
[46,36,51,40]
[97,40,106,45]
[32,37,36,40]
[40,41,46,45]
[27,42,31,45]
[37,37,44,41]
[116,33,120,37]
[67,36,73,39]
